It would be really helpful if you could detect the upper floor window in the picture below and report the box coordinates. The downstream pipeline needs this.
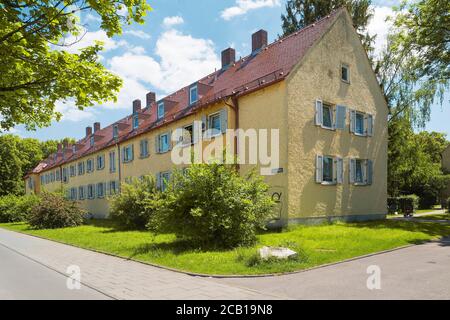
[97,154,105,170]
[156,133,170,153]
[69,165,76,177]
[78,161,85,175]
[157,102,165,120]
[189,85,198,105]
[315,100,347,131]
[86,159,94,173]
[341,64,350,83]
[133,114,139,129]
[109,151,116,173]
[122,144,134,163]
[140,139,149,158]
[350,110,373,137]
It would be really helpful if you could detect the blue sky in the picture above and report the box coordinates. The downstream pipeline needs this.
[10,0,450,140]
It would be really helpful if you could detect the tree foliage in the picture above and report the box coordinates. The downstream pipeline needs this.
[377,0,449,126]
[281,0,375,57]
[0,134,74,195]
[388,114,450,207]
[0,1,152,131]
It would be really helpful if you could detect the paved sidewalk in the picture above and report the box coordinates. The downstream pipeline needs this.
[0,228,282,300]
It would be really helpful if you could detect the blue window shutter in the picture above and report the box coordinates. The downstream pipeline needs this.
[220,108,228,133]
[335,105,347,130]
[316,155,323,183]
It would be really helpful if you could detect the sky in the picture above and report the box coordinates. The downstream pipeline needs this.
[8,0,450,141]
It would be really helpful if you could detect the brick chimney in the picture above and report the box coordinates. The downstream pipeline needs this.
[86,126,92,137]
[146,92,156,108]
[252,29,268,52]
[221,48,236,69]
[57,143,62,153]
[133,99,141,114]
[63,140,69,149]
[94,122,101,133]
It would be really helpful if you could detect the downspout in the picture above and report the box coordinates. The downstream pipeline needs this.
[117,142,122,192]
[224,95,240,170]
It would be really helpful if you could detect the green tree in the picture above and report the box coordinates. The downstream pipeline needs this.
[0,135,23,195]
[281,0,375,57]
[0,1,152,131]
[377,0,449,126]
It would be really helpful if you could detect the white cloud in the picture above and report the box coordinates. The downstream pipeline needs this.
[221,0,281,20]
[367,6,395,58]
[162,16,184,28]
[124,30,151,39]
[108,29,220,102]
[60,30,124,54]
[55,101,96,122]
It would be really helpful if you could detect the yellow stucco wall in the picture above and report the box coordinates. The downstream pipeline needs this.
[237,81,289,222]
[286,11,388,219]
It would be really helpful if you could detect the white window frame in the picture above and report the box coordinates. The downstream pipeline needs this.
[140,139,149,158]
[113,125,119,139]
[350,158,373,186]
[159,133,170,153]
[87,184,94,199]
[189,85,198,105]
[96,183,105,199]
[341,63,350,83]
[78,161,85,175]
[157,102,165,120]
[97,154,105,170]
[207,112,222,137]
[321,103,334,130]
[322,156,335,185]
[86,159,94,173]
[133,114,139,129]
[316,155,343,185]
[123,145,134,163]
[354,111,365,136]
[78,186,85,200]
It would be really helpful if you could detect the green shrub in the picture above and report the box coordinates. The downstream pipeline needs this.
[147,163,276,248]
[0,194,40,223]
[109,176,161,229]
[387,197,399,214]
[28,192,85,229]
[398,194,419,213]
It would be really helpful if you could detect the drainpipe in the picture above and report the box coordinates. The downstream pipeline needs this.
[224,95,240,171]
[117,143,122,192]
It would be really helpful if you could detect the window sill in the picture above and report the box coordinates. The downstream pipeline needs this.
[353,132,367,137]
[123,160,133,164]
[353,182,369,186]
[110,170,116,174]
[97,167,105,171]
[158,150,170,154]
[319,125,335,131]
[139,154,150,159]
[341,79,350,84]
[321,181,337,186]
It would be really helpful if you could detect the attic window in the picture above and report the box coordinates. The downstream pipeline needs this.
[341,64,350,83]
[189,85,198,105]
[133,114,139,129]
[113,124,119,139]
[72,145,76,153]
[90,136,94,147]
[157,102,165,120]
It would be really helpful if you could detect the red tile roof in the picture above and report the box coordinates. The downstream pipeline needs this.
[28,8,343,177]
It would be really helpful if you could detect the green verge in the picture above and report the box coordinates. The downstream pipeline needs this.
[1,219,449,276]
[414,214,450,221]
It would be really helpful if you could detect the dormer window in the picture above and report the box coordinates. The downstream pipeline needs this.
[157,102,165,120]
[113,124,119,139]
[133,114,139,129]
[189,85,198,105]
[341,63,350,83]
[90,136,94,147]
[72,145,76,153]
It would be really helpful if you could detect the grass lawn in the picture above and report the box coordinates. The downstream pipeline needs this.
[1,219,449,276]
[387,208,442,218]
[414,213,450,221]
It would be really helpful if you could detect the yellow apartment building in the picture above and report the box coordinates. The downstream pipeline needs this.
[24,8,388,225]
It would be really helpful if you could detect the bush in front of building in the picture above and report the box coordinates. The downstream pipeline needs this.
[109,176,161,229]
[147,163,276,249]
[28,192,85,229]
[0,194,40,223]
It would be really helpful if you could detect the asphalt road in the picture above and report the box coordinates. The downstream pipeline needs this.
[0,243,110,300]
